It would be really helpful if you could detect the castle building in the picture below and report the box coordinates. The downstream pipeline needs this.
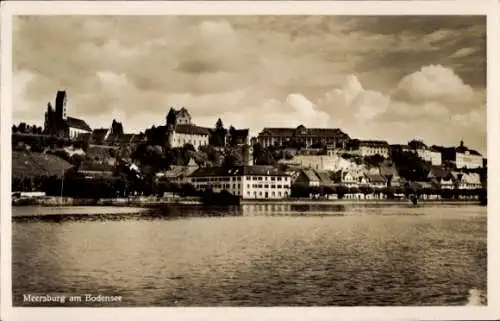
[166,107,211,149]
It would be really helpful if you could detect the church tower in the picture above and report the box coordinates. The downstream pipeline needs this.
[55,90,68,121]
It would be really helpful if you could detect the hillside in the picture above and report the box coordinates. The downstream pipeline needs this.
[12,151,72,179]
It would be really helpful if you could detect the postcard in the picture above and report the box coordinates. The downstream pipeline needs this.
[1,1,498,321]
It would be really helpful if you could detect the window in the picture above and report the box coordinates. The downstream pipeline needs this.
[277,185,282,188]
[278,192,282,197]
[264,184,269,188]
[247,184,250,188]
[271,177,275,181]
[259,192,262,196]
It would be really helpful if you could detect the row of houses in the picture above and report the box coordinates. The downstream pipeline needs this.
[147,161,482,200]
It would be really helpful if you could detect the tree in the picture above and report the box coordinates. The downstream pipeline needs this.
[228,126,236,147]
[364,155,385,166]
[18,123,27,133]
[222,148,244,167]
[255,149,276,166]
[252,142,265,163]
[210,118,227,147]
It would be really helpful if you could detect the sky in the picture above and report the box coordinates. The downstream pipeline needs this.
[12,15,486,153]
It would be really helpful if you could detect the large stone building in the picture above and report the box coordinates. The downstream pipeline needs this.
[166,107,211,149]
[44,90,92,139]
[189,165,291,200]
[357,140,390,158]
[256,125,350,149]
[433,141,483,169]
[455,141,483,169]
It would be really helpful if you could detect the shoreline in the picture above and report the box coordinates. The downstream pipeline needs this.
[12,196,482,208]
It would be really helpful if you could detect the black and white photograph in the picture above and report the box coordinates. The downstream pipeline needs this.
[0,1,498,321]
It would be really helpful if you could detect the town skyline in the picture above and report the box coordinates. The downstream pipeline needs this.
[13,15,486,153]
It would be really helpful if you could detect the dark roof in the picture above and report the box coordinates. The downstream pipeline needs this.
[408,140,427,149]
[359,140,389,147]
[390,144,410,149]
[67,117,92,132]
[316,171,334,185]
[368,174,387,183]
[302,169,320,182]
[190,165,288,178]
[91,128,109,142]
[175,124,210,136]
[76,133,91,141]
[259,126,349,138]
[454,145,482,156]
[175,107,190,117]
[231,129,249,137]
[428,165,451,179]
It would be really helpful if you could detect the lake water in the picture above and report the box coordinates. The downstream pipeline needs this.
[12,203,487,306]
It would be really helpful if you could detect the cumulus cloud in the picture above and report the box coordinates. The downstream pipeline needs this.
[317,65,484,150]
[11,16,486,152]
[393,64,475,106]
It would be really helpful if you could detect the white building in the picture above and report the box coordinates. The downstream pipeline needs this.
[189,165,291,200]
[168,124,210,149]
[453,140,483,169]
[67,117,92,139]
[165,107,211,150]
[414,148,442,166]
[457,172,482,189]
[456,150,483,169]
[357,140,390,158]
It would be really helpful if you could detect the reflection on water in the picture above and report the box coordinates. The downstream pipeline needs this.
[12,204,486,306]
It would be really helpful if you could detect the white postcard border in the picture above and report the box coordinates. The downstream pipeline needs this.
[1,1,499,321]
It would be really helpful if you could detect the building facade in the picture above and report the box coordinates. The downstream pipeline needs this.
[257,125,350,149]
[189,165,291,200]
[456,150,483,169]
[358,140,390,158]
[409,140,442,166]
[457,172,482,189]
[166,108,211,149]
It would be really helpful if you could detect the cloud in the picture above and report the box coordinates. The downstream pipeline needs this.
[316,65,484,151]
[392,65,476,108]
[449,47,477,59]
[12,16,486,152]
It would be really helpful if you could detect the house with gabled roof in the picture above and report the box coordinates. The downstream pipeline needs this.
[427,165,454,189]
[294,169,321,187]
